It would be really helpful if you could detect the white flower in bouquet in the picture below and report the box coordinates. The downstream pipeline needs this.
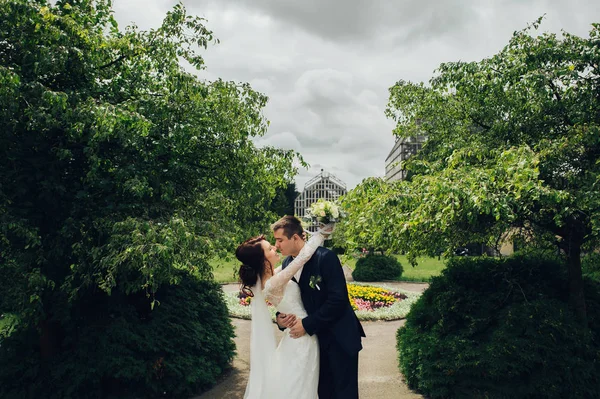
[305,199,344,224]
[303,200,345,239]
[331,207,339,219]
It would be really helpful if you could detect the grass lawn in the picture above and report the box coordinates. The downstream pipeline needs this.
[396,255,446,281]
[209,257,243,284]
[210,253,446,283]
[342,254,446,282]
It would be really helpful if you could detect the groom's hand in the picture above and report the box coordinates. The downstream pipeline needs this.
[289,319,306,339]
[276,313,297,329]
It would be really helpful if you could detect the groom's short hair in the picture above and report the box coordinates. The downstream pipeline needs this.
[271,215,303,239]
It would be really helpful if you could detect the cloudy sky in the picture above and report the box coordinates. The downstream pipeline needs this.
[112,0,600,190]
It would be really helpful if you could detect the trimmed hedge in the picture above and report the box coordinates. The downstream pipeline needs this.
[0,276,235,399]
[352,254,403,282]
[397,253,600,399]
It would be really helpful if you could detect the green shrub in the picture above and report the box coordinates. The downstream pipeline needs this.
[352,254,403,281]
[583,252,600,282]
[0,276,235,399]
[397,254,600,399]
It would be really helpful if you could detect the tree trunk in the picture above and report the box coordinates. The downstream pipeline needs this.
[566,243,587,325]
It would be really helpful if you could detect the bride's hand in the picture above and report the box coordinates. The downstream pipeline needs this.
[276,313,297,329]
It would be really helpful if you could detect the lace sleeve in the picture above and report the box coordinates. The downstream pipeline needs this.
[264,233,324,306]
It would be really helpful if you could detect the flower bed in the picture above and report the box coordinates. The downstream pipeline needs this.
[347,284,405,310]
[225,283,421,321]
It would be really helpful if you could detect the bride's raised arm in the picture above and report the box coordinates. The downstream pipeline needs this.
[264,233,324,306]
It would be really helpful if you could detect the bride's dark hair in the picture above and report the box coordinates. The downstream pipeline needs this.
[236,235,268,297]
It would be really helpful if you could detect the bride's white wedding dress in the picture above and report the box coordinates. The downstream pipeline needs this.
[267,281,319,398]
[244,234,323,399]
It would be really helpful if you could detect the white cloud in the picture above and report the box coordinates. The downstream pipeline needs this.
[256,131,302,153]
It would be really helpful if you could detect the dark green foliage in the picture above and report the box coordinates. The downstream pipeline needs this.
[0,276,235,399]
[0,0,299,396]
[270,182,298,217]
[0,0,300,319]
[583,252,600,282]
[352,254,403,281]
[397,254,600,399]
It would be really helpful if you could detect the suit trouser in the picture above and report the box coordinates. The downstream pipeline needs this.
[317,338,360,399]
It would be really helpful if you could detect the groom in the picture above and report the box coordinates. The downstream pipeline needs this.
[272,215,365,399]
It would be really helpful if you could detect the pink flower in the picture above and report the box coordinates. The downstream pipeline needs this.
[354,298,373,311]
[239,297,251,306]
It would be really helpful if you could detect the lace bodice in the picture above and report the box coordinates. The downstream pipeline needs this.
[263,233,324,307]
[276,281,308,317]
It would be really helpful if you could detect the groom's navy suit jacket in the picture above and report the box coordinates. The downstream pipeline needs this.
[282,247,365,355]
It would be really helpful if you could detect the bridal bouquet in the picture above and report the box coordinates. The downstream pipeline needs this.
[304,200,344,239]
[305,199,344,224]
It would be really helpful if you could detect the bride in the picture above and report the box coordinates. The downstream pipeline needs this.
[236,230,325,399]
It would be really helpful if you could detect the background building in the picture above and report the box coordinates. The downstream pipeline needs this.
[294,169,347,230]
[385,135,426,182]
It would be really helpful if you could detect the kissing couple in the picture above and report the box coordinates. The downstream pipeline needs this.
[236,215,366,399]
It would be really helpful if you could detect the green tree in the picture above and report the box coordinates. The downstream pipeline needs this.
[342,19,600,323]
[0,0,300,386]
[269,181,298,216]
